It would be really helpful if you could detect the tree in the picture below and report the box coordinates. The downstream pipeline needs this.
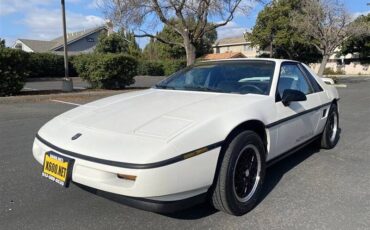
[340,14,370,59]
[101,0,258,66]
[95,31,129,53]
[0,38,5,48]
[291,0,370,76]
[247,0,321,63]
[125,31,142,57]
[143,19,217,60]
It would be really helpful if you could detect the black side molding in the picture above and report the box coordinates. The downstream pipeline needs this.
[266,102,332,128]
[35,133,223,169]
[266,134,321,167]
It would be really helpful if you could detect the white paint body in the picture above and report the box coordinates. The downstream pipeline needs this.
[33,59,339,201]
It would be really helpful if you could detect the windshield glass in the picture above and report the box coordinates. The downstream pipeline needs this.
[155,60,275,95]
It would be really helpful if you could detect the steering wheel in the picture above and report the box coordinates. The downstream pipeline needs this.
[239,84,264,94]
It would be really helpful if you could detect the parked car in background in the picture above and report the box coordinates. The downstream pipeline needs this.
[33,59,340,216]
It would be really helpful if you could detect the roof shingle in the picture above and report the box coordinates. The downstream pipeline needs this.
[18,39,57,52]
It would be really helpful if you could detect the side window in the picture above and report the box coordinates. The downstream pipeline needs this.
[299,64,323,92]
[277,64,314,100]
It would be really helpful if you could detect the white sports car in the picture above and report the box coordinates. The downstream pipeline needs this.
[33,59,340,215]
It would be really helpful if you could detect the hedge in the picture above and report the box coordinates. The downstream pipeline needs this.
[137,60,164,76]
[72,53,137,89]
[0,48,29,96]
[28,53,77,78]
[163,59,186,76]
[138,59,186,76]
[323,67,346,75]
[0,47,185,96]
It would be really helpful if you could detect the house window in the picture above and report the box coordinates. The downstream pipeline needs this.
[226,46,230,51]
[216,47,220,53]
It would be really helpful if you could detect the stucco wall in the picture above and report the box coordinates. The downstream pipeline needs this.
[310,61,370,75]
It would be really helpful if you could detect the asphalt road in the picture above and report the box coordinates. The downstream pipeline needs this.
[1,80,370,230]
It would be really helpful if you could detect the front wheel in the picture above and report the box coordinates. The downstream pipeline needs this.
[211,130,266,216]
[321,103,340,149]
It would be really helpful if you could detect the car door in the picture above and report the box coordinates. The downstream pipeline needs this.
[271,62,323,158]
[299,63,331,135]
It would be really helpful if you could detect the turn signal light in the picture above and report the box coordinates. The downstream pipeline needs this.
[117,173,137,181]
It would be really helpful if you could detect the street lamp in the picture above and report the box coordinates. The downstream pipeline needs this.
[61,0,73,92]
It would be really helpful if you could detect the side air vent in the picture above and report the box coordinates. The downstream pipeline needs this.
[322,109,327,118]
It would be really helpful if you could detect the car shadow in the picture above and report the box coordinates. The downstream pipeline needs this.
[258,143,320,205]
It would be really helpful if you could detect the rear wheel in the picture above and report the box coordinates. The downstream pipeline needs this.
[321,103,339,149]
[211,130,266,216]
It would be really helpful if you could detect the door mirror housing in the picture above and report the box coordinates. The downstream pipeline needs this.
[281,89,307,106]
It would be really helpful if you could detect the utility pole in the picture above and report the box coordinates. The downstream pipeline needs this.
[61,0,73,92]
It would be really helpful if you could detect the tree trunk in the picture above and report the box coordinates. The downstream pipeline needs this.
[183,36,196,66]
[318,54,329,76]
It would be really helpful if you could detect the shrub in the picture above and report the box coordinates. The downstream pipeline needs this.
[73,53,137,89]
[0,48,30,96]
[27,53,78,78]
[28,53,64,78]
[138,60,164,76]
[137,59,186,76]
[323,67,345,75]
[95,32,128,54]
[70,54,91,77]
[162,59,186,76]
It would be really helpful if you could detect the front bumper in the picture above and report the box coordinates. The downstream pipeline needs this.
[32,136,220,202]
[75,182,207,213]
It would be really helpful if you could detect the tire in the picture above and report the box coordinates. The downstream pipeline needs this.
[321,103,339,149]
[211,130,266,216]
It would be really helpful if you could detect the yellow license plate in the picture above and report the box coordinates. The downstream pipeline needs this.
[42,152,74,187]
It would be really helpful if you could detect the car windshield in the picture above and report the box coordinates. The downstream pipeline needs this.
[155,60,275,95]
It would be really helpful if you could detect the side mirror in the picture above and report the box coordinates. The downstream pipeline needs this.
[282,89,307,106]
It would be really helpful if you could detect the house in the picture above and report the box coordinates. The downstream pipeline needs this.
[212,35,268,58]
[12,26,107,55]
[202,52,246,60]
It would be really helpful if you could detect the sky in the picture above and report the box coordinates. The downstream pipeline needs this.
[0,0,369,48]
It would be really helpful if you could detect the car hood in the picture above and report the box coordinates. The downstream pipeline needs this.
[54,89,266,139]
[38,89,267,163]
